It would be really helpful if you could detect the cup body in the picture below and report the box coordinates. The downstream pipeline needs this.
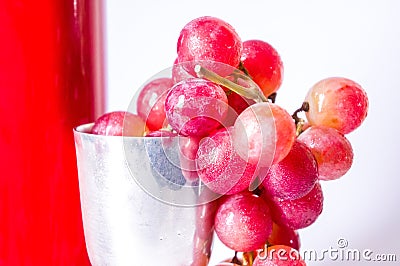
[74,123,214,266]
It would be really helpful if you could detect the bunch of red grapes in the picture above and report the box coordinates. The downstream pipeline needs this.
[91,16,369,265]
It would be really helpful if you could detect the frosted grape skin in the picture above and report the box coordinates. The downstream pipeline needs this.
[264,182,324,230]
[196,127,257,195]
[262,140,319,200]
[214,192,273,252]
[177,16,242,68]
[164,78,229,137]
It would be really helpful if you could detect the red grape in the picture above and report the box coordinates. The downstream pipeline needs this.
[267,223,301,251]
[179,135,201,182]
[227,91,255,115]
[136,77,173,131]
[232,102,296,169]
[304,77,369,134]
[262,140,318,200]
[214,192,273,252]
[172,58,193,84]
[254,245,306,266]
[297,125,353,180]
[241,40,284,97]
[224,90,256,127]
[266,182,324,230]
[91,111,147,136]
[196,127,257,195]
[164,78,228,137]
[177,16,242,68]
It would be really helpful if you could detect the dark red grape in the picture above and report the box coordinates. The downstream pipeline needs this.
[262,141,318,200]
[267,223,301,251]
[266,182,324,230]
[241,40,283,97]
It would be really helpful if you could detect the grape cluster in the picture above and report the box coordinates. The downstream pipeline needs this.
[91,16,369,266]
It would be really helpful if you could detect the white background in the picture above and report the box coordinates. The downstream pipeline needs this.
[104,0,400,265]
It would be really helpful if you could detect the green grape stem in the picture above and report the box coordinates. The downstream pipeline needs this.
[194,64,268,103]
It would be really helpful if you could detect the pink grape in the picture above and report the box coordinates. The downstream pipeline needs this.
[178,135,201,182]
[267,223,301,251]
[240,40,284,97]
[304,77,369,134]
[172,58,193,84]
[91,111,147,136]
[297,125,353,180]
[164,78,228,137]
[214,192,273,252]
[177,16,242,68]
[136,77,173,131]
[254,245,306,266]
[232,102,296,168]
[262,140,318,200]
[265,182,324,230]
[196,127,257,195]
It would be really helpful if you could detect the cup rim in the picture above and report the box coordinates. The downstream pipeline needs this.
[73,123,185,139]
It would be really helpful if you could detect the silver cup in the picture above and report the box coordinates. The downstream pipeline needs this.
[74,123,217,266]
